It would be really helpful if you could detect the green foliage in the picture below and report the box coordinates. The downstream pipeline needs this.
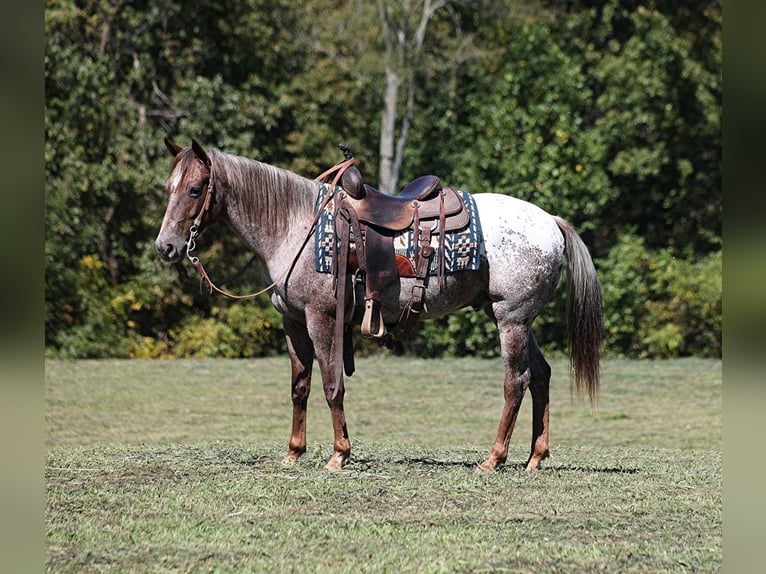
[168,300,285,359]
[44,0,721,359]
[641,248,722,358]
[51,255,135,359]
[589,2,722,255]
[450,18,618,242]
[412,309,500,359]
[598,233,721,358]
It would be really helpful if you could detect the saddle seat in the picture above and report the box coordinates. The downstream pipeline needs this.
[343,176,468,233]
[384,175,442,201]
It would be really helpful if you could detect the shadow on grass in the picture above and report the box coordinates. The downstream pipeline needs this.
[543,464,640,474]
[230,450,640,475]
[389,456,640,475]
[397,456,477,468]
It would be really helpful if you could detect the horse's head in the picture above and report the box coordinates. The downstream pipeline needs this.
[155,138,221,262]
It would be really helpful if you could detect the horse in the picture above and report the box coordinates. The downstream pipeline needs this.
[155,138,602,472]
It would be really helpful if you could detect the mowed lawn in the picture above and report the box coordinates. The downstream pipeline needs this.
[46,356,721,573]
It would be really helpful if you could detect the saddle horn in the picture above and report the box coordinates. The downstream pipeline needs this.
[338,143,365,199]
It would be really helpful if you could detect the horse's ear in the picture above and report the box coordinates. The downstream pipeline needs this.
[191,139,212,169]
[164,137,184,157]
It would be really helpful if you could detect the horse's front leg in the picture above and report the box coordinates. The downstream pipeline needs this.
[282,316,315,464]
[306,309,351,470]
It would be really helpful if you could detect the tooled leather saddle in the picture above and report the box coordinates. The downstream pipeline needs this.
[316,145,471,384]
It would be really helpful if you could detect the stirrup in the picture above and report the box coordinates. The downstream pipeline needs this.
[361,299,386,339]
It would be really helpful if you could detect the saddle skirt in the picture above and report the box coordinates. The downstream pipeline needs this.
[314,184,484,276]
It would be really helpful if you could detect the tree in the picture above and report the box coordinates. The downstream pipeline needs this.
[587,1,722,255]
[376,0,492,194]
[300,0,485,193]
[45,0,312,356]
[400,0,721,355]
[45,0,720,359]
[376,0,440,193]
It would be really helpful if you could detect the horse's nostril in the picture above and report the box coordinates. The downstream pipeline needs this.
[156,240,176,260]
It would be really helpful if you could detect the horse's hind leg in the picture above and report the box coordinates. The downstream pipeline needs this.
[282,316,315,464]
[526,334,551,471]
[478,322,530,472]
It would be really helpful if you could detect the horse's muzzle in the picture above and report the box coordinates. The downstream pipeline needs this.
[155,238,184,263]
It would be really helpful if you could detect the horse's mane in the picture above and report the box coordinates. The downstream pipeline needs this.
[209,149,319,234]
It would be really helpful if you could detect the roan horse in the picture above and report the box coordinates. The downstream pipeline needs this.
[155,138,602,472]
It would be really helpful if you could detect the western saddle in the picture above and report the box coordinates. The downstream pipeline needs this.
[317,145,470,381]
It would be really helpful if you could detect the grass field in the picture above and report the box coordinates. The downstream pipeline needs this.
[46,356,721,572]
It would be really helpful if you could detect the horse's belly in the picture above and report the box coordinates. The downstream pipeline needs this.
[391,270,486,320]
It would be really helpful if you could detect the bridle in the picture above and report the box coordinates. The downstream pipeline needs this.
[182,155,356,299]
[184,168,216,269]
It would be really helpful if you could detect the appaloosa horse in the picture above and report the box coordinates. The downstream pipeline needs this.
[155,138,602,472]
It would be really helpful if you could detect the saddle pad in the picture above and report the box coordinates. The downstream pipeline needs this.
[314,184,484,276]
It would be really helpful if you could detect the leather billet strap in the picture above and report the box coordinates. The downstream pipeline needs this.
[397,222,435,333]
[330,196,360,398]
[313,159,360,398]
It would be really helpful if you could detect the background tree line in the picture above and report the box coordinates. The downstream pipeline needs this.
[45,0,721,359]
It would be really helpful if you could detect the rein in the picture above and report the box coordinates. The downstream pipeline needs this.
[184,156,356,299]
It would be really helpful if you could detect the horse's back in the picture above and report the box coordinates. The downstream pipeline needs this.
[473,193,562,251]
[473,193,565,319]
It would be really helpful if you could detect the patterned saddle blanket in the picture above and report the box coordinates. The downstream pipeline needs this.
[314,185,484,276]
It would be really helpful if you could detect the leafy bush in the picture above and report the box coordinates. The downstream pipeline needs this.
[49,253,287,359]
[640,248,722,358]
[51,255,134,359]
[598,233,721,358]
[168,301,285,358]
[412,308,500,359]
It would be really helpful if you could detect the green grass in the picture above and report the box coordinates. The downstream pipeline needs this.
[46,357,721,573]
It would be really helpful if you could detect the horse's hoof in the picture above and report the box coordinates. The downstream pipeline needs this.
[525,450,549,471]
[282,453,301,465]
[323,460,345,471]
[324,453,348,471]
[475,462,496,474]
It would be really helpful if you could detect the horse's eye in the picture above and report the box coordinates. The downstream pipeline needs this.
[188,186,202,198]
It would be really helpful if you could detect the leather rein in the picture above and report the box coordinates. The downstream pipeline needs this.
[184,157,356,299]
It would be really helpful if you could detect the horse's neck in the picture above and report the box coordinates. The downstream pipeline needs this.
[217,153,319,269]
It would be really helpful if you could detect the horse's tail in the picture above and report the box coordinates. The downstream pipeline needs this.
[553,216,603,404]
